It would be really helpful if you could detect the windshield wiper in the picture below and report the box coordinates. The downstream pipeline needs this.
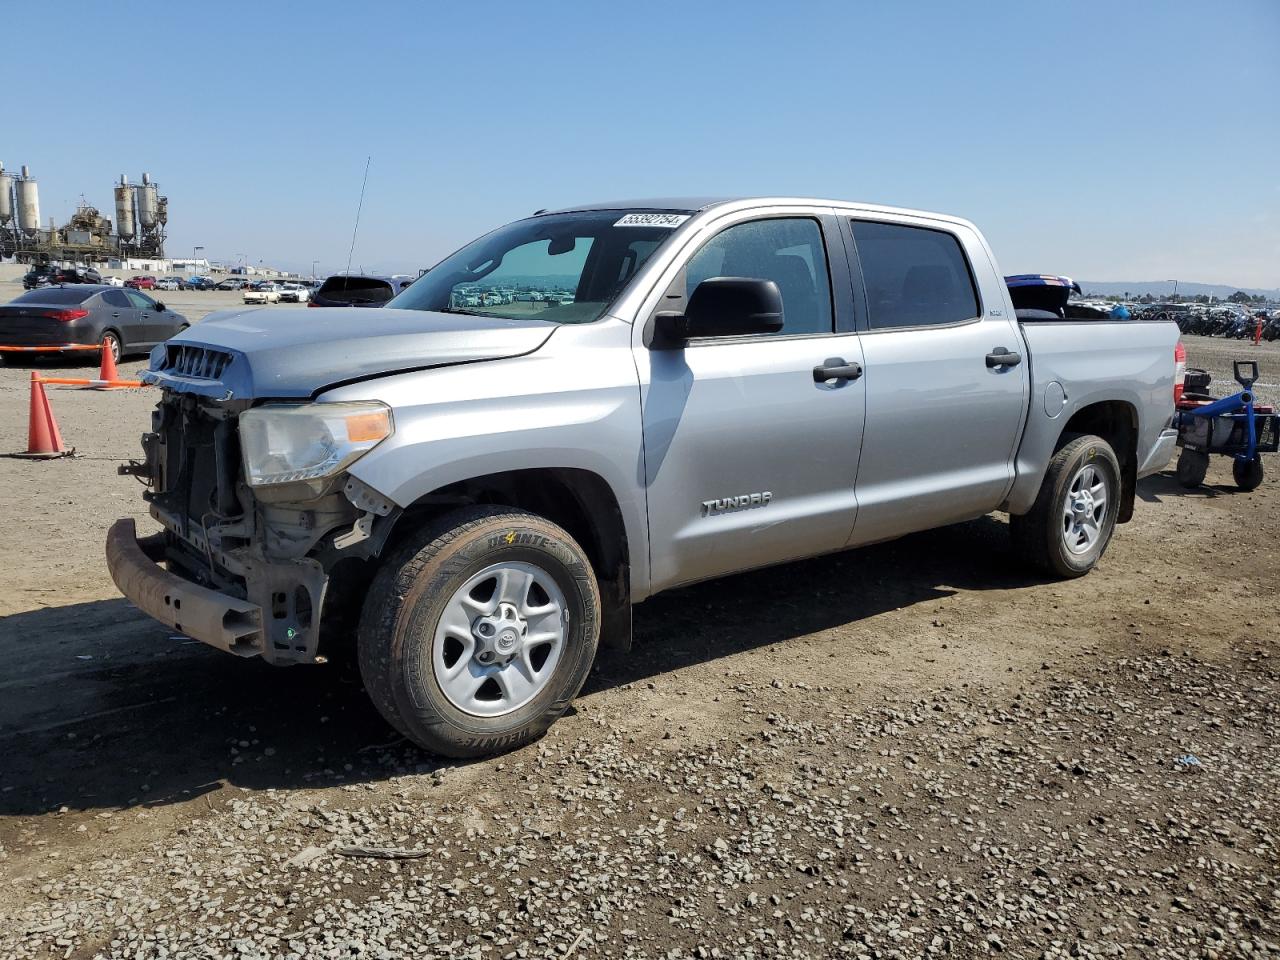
[432,307,484,316]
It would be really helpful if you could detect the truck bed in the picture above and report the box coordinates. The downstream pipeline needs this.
[1002,318,1181,516]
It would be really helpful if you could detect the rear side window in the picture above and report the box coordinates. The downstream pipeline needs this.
[319,277,395,304]
[103,290,131,308]
[13,288,92,305]
[851,221,980,329]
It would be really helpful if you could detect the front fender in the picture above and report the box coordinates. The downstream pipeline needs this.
[321,318,652,598]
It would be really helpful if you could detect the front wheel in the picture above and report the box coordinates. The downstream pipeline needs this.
[1233,457,1263,491]
[1010,434,1121,578]
[358,506,601,758]
[101,330,123,364]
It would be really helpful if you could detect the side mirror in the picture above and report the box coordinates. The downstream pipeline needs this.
[651,277,784,348]
[153,302,166,312]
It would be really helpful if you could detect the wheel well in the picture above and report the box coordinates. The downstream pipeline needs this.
[1058,401,1138,522]
[391,468,633,649]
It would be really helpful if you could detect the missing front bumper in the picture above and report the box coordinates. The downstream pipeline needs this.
[106,518,265,657]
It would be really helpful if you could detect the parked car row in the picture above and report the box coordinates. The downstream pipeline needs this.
[243,280,313,304]
[23,266,104,289]
[19,267,323,296]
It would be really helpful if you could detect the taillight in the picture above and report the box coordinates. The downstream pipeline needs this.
[1173,340,1187,405]
[44,308,90,322]
[307,300,320,307]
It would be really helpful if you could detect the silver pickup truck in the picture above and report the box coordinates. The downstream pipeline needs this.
[106,197,1181,757]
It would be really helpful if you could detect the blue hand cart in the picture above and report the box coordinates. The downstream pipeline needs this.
[1174,360,1278,490]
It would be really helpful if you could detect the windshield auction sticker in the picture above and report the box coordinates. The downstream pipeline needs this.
[614,213,690,228]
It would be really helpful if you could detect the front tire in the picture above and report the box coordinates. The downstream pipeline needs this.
[1010,434,1121,578]
[101,330,123,364]
[358,506,600,758]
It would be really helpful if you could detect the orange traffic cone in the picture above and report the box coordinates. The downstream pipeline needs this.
[97,337,120,386]
[13,373,72,459]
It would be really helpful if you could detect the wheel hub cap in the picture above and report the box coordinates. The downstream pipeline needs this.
[1062,463,1109,555]
[431,561,567,718]
[470,603,526,664]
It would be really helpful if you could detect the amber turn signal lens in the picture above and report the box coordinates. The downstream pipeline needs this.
[345,410,392,443]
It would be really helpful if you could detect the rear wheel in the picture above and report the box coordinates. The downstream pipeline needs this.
[1233,457,1263,492]
[358,506,600,758]
[1176,449,1210,488]
[1010,434,1121,578]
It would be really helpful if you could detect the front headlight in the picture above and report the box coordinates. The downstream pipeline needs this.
[239,401,393,487]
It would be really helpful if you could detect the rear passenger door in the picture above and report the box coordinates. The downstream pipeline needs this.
[845,217,1028,546]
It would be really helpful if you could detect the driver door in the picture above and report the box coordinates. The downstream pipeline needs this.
[634,211,866,593]
[123,289,164,345]
[101,289,142,345]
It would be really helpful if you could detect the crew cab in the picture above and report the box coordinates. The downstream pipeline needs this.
[106,198,1181,758]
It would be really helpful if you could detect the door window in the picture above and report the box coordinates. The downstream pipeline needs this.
[850,221,980,329]
[124,290,155,310]
[686,218,832,336]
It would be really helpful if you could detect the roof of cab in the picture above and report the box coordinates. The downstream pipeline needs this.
[538,197,979,232]
[540,198,737,215]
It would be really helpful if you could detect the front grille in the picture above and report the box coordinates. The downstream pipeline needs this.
[163,343,234,380]
[147,397,242,533]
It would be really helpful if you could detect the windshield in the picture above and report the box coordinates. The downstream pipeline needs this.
[388,210,687,323]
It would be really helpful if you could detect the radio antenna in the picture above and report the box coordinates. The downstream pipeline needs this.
[344,156,372,280]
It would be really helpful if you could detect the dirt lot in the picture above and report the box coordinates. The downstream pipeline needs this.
[1,299,1277,959]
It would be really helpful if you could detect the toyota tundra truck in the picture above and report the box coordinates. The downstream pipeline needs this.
[106,197,1181,757]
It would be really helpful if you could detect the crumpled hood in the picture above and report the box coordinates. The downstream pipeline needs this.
[143,306,557,400]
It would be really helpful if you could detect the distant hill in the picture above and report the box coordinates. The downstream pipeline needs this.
[1078,280,1280,299]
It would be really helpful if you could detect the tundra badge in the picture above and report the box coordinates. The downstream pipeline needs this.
[701,492,773,516]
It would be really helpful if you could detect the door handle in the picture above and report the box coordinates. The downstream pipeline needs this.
[813,358,863,383]
[986,348,1022,368]
[111,312,120,318]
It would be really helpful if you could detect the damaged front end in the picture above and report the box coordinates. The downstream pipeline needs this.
[111,347,399,665]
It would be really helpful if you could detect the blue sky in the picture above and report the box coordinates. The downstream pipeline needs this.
[10,0,1278,286]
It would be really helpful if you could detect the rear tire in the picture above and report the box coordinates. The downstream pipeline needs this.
[1176,449,1210,488]
[1233,457,1263,492]
[358,506,600,758]
[1010,434,1121,579]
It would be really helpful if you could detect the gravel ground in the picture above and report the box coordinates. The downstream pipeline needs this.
[1,296,1278,959]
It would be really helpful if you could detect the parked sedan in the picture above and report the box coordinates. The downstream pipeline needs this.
[125,276,157,290]
[102,275,126,287]
[244,282,282,304]
[0,285,187,363]
[214,278,249,291]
